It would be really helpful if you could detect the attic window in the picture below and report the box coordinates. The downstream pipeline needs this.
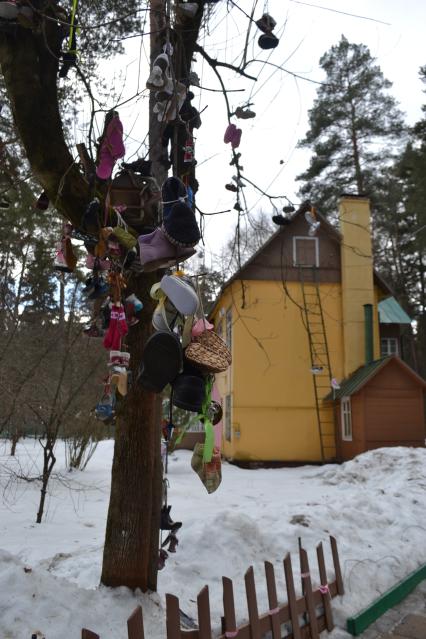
[293,236,319,267]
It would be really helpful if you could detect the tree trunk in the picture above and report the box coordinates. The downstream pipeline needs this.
[0,21,88,227]
[1,0,204,592]
[100,0,168,592]
[10,426,19,456]
[100,273,163,591]
[36,440,56,523]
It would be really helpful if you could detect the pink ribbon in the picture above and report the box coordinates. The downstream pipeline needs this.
[225,631,238,638]
[319,584,329,595]
[268,607,280,616]
[301,572,310,579]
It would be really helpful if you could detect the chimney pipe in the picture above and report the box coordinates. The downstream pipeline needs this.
[364,304,374,364]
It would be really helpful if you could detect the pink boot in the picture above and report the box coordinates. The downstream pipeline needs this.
[96,112,126,180]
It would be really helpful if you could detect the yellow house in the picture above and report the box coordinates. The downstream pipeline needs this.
[210,195,425,463]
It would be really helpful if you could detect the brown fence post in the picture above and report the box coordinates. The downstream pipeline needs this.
[245,566,261,639]
[264,561,281,639]
[330,536,344,595]
[300,547,320,639]
[82,630,100,639]
[197,585,212,639]
[316,542,334,632]
[166,593,182,639]
[222,576,238,638]
[283,553,302,639]
[127,605,145,639]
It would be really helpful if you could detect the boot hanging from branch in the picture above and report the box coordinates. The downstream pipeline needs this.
[59,0,79,78]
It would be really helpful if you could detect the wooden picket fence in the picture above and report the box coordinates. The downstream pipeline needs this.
[82,536,344,639]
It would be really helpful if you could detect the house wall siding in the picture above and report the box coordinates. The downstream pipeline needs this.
[213,279,343,461]
[364,361,425,448]
[240,215,341,284]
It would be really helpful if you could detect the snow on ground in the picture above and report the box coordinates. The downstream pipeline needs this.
[0,439,425,638]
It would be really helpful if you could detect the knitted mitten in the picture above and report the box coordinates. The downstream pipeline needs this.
[103,305,121,350]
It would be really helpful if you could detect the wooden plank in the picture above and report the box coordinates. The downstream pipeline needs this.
[82,631,100,639]
[222,576,238,638]
[316,542,334,631]
[298,537,307,627]
[127,605,145,639]
[166,594,182,639]
[264,561,281,639]
[76,142,95,179]
[346,564,426,636]
[244,566,261,639]
[300,548,319,639]
[298,538,304,598]
[330,536,344,595]
[197,586,212,639]
[283,553,302,639]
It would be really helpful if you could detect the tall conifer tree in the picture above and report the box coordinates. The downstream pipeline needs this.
[296,36,405,214]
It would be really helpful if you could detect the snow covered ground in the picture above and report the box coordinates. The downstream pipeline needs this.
[0,439,425,639]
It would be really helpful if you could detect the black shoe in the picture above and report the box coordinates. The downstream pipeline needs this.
[122,159,152,176]
[83,198,101,231]
[272,214,290,226]
[258,33,279,50]
[160,505,182,531]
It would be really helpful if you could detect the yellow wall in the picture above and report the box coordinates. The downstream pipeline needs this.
[213,279,344,462]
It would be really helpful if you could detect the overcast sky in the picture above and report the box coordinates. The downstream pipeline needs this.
[92,0,426,266]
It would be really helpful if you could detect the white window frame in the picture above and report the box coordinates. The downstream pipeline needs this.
[293,236,319,268]
[216,317,224,339]
[225,394,232,442]
[225,307,232,350]
[341,396,353,441]
[380,337,399,357]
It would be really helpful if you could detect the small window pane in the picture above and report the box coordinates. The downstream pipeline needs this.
[380,338,398,357]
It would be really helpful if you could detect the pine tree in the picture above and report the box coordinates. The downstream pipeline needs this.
[296,35,405,215]
[386,66,426,376]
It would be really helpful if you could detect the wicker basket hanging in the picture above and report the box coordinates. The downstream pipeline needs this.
[185,330,232,373]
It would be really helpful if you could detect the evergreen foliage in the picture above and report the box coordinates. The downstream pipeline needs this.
[296,35,405,214]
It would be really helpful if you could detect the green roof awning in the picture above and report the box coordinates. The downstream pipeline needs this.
[378,297,411,324]
[324,358,389,401]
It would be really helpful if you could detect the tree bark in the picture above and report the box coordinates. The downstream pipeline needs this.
[0,23,88,225]
[100,276,163,590]
[100,0,168,593]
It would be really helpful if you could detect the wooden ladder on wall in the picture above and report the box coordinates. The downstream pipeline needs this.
[299,266,336,461]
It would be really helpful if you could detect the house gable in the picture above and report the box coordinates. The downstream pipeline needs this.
[325,356,426,402]
[230,209,341,284]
